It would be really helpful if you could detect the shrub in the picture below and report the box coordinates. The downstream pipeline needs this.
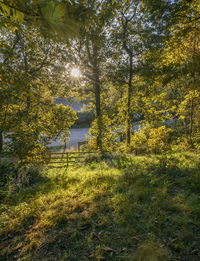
[131,126,149,154]
[0,163,18,201]
[83,153,102,164]
[148,126,172,153]
[172,130,200,152]
[0,162,45,201]
[131,125,172,154]
[87,116,119,151]
[15,163,45,188]
[193,131,200,151]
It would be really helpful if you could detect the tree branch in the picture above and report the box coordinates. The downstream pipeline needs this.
[3,30,20,65]
[29,47,51,74]
[0,1,37,17]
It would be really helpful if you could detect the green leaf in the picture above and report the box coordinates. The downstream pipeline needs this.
[15,10,24,23]
[0,3,10,16]
[53,3,66,20]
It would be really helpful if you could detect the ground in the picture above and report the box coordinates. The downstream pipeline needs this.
[0,151,200,260]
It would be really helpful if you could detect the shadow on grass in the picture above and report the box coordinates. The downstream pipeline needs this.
[0,153,200,261]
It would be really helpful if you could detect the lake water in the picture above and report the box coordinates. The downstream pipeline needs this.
[49,127,90,150]
[49,123,141,150]
[4,124,141,151]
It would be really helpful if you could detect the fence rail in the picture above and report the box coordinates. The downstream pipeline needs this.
[47,151,108,168]
[0,151,109,168]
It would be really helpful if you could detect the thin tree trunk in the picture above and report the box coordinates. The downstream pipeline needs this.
[95,81,102,151]
[0,132,3,154]
[189,99,194,144]
[184,118,188,141]
[93,51,102,151]
[126,85,131,146]
[85,37,103,151]
[126,53,133,147]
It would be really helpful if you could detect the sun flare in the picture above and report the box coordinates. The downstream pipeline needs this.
[71,68,80,78]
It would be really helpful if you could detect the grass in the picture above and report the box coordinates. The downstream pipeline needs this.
[0,151,200,260]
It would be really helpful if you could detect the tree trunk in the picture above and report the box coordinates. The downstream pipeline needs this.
[85,36,103,152]
[93,45,103,152]
[95,81,102,151]
[126,85,131,146]
[93,67,102,151]
[184,118,188,141]
[189,99,194,145]
[126,53,133,147]
[0,132,3,154]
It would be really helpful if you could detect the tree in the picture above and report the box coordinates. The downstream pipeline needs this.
[162,0,200,145]
[142,0,200,146]
[0,24,77,159]
[66,0,117,151]
[109,0,154,146]
[0,0,91,157]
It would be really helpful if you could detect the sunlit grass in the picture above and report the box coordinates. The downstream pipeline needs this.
[0,151,200,260]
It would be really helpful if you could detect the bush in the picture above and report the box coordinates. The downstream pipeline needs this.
[193,131,200,151]
[87,116,119,151]
[83,153,102,164]
[15,163,45,188]
[0,163,45,201]
[131,126,149,154]
[0,163,18,198]
[148,126,172,153]
[131,125,172,154]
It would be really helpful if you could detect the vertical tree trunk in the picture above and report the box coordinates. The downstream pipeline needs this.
[95,81,102,151]
[92,44,103,152]
[126,85,131,146]
[126,53,133,147]
[189,99,194,144]
[85,37,103,152]
[0,132,3,154]
[184,118,188,141]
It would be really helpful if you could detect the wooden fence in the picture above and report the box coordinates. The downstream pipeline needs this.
[0,151,109,168]
[46,151,108,168]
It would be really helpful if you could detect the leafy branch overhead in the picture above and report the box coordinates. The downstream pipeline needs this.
[0,0,88,38]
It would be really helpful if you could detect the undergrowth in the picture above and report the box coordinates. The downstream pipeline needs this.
[0,151,200,260]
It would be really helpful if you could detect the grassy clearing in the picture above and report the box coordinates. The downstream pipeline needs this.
[0,152,200,260]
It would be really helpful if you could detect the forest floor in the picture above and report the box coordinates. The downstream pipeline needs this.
[0,151,200,261]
